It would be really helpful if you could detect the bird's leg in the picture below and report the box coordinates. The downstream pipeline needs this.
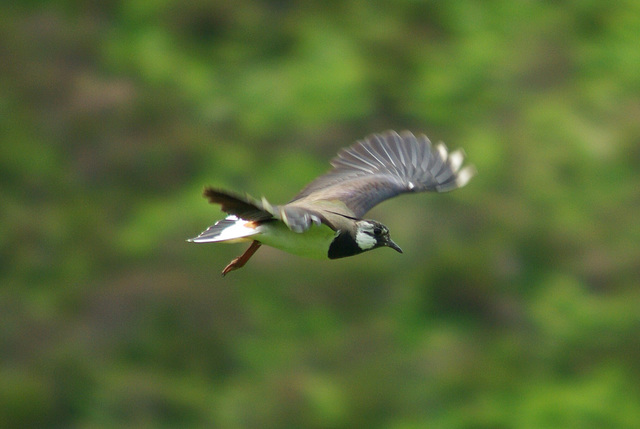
[221,241,262,276]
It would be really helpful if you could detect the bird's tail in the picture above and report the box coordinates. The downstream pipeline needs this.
[187,215,261,243]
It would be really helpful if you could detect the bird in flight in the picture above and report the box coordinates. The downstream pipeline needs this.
[189,130,475,276]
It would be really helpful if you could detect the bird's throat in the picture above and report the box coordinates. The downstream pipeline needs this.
[328,230,363,259]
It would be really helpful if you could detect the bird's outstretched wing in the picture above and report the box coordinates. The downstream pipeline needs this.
[290,130,476,218]
[201,187,326,233]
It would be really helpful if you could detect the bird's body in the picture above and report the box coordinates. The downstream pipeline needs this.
[189,130,475,275]
[203,215,338,258]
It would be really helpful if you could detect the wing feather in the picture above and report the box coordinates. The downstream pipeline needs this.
[201,187,327,233]
[291,130,476,217]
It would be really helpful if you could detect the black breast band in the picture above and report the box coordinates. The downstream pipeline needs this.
[328,230,363,259]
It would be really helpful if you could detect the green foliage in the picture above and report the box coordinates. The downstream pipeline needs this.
[2,1,639,427]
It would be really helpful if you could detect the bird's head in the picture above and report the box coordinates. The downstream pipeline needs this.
[354,220,403,254]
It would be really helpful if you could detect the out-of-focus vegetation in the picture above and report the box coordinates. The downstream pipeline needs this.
[2,1,639,427]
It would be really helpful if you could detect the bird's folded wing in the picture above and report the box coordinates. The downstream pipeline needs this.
[290,130,476,218]
[202,187,326,233]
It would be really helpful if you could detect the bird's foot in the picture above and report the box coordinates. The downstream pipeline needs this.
[221,241,261,276]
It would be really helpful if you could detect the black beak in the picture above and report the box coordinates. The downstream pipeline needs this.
[386,239,403,254]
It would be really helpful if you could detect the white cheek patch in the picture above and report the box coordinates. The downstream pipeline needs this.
[355,229,377,250]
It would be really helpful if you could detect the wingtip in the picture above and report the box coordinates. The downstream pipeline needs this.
[202,186,216,201]
[455,165,477,188]
[448,149,465,172]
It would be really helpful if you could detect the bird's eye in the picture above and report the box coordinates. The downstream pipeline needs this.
[373,227,382,236]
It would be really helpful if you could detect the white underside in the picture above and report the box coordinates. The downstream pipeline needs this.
[193,215,338,259]
[257,220,338,259]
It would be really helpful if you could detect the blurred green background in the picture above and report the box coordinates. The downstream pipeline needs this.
[2,1,639,428]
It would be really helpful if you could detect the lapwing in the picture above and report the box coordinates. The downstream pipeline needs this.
[188,130,475,276]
